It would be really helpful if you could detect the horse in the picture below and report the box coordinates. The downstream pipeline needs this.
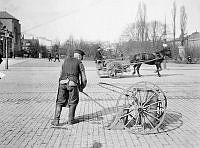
[129,48,171,77]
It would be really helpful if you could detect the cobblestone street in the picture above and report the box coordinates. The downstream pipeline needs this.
[0,58,200,148]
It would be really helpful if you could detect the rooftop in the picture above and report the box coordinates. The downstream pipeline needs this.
[188,31,200,41]
[0,11,18,20]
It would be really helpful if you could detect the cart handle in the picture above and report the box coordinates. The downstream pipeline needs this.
[98,82,136,97]
[81,91,106,109]
[98,82,126,94]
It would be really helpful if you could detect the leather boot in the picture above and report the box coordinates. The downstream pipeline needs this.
[51,104,62,126]
[68,105,77,125]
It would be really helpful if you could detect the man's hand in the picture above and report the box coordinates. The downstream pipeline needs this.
[79,80,87,92]
[79,87,83,92]
[78,85,84,92]
[82,80,87,89]
[79,62,87,90]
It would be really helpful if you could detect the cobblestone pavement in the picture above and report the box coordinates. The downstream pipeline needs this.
[0,58,200,148]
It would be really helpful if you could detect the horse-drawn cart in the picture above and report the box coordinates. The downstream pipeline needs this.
[96,58,161,78]
[96,48,171,78]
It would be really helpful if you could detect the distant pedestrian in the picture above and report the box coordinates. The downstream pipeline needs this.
[48,53,52,62]
[94,46,103,63]
[0,54,5,79]
[10,52,13,58]
[94,46,107,69]
[51,49,87,126]
[120,53,124,60]
[54,53,60,62]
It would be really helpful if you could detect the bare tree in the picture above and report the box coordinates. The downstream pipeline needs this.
[151,21,158,47]
[180,5,187,46]
[136,1,147,42]
[121,23,137,41]
[149,20,164,47]
[171,1,177,48]
[144,24,150,42]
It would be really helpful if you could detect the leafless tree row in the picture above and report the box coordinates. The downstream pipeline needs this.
[117,1,189,59]
[51,35,100,59]
[50,1,191,60]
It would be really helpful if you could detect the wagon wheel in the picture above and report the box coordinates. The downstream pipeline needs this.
[107,68,119,78]
[107,63,124,78]
[113,81,167,134]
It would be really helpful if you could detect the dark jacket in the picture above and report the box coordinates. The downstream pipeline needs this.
[95,50,103,61]
[59,57,87,89]
[59,57,81,82]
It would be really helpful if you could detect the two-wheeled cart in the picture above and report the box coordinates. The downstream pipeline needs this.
[83,81,167,134]
[96,59,130,78]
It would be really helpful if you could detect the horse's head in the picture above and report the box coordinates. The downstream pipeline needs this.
[160,47,172,58]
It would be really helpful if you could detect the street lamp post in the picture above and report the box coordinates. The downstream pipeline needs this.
[1,26,12,70]
[5,30,9,69]
[163,17,167,69]
[163,38,167,69]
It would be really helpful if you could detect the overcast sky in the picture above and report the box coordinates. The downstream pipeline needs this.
[0,0,200,45]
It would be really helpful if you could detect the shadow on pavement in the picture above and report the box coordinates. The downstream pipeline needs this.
[51,106,118,127]
[74,108,183,134]
[75,106,118,124]
[52,108,183,135]
[158,110,183,133]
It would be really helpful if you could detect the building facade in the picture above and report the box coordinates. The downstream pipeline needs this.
[187,31,200,48]
[0,11,21,57]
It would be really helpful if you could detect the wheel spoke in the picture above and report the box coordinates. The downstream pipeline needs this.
[144,100,164,109]
[138,90,142,106]
[123,107,137,110]
[125,113,138,127]
[142,89,148,105]
[146,108,165,112]
[146,110,162,119]
[134,113,140,126]
[143,112,155,129]
[141,114,145,132]
[142,92,157,107]
[120,110,136,119]
[137,90,142,105]
[143,110,160,121]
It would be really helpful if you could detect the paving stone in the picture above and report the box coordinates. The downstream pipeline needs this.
[1,59,200,148]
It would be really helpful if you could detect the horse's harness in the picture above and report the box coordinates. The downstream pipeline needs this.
[153,52,164,60]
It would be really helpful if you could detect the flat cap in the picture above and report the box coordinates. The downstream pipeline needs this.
[97,46,102,51]
[74,49,85,56]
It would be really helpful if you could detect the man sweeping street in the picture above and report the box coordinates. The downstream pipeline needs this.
[51,49,87,126]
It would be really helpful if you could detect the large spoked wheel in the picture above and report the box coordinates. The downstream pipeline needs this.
[115,81,167,134]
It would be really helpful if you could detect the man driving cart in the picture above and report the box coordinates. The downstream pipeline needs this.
[95,46,106,69]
